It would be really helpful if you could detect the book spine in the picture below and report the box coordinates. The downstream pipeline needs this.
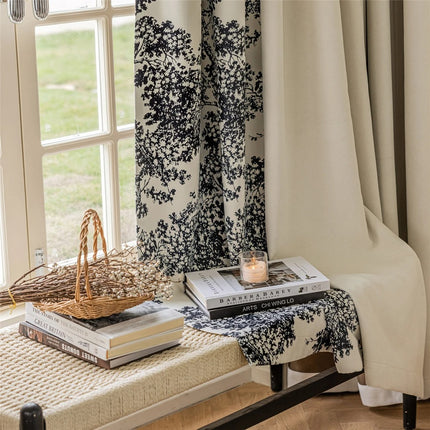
[25,305,110,358]
[25,302,110,348]
[19,322,112,369]
[194,291,325,320]
[188,280,329,309]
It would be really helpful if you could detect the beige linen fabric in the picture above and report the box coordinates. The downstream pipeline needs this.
[262,0,427,397]
[404,0,430,398]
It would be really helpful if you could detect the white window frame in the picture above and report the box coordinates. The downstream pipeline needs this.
[0,6,32,286]
[15,2,135,269]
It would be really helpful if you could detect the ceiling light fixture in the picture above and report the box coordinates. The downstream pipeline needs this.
[7,0,49,23]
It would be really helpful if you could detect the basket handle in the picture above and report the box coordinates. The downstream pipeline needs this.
[75,209,108,303]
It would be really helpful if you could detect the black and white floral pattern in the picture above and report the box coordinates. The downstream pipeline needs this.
[135,1,363,376]
[135,0,265,275]
[180,289,363,373]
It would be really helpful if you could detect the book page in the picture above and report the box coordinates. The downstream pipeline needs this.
[62,301,169,331]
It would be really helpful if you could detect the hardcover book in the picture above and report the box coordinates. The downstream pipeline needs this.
[25,300,184,349]
[185,256,330,309]
[185,286,325,319]
[19,321,180,369]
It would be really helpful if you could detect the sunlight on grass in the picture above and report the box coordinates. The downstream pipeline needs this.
[43,146,103,263]
[36,22,99,141]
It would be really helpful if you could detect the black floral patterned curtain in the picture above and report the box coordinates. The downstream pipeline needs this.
[135,0,265,275]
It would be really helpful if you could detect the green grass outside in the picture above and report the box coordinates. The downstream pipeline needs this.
[37,23,136,262]
[37,22,134,140]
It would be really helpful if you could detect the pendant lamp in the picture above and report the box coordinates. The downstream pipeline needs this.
[8,0,49,23]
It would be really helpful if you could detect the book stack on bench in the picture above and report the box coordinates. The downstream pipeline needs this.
[19,301,184,369]
[185,256,330,319]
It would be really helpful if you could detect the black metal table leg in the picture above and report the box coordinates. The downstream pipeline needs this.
[270,364,283,392]
[403,394,417,430]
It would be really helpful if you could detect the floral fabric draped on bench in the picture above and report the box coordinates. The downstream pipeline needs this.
[181,289,363,374]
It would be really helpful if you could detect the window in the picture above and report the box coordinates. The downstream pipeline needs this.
[0,0,135,288]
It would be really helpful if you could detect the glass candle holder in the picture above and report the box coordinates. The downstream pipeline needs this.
[240,250,269,284]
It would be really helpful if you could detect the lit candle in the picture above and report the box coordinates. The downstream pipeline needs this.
[241,258,268,283]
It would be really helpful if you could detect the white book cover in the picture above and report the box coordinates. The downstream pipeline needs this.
[25,301,184,349]
[185,256,330,309]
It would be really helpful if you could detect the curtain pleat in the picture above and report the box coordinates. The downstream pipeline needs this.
[340,0,383,223]
[366,0,399,233]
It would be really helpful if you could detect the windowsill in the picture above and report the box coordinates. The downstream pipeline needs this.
[0,303,25,328]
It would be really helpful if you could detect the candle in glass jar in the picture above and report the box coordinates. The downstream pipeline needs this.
[241,258,268,283]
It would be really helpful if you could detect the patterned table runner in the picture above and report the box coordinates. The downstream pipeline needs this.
[180,289,363,374]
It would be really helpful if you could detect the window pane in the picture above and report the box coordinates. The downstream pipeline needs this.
[113,17,134,127]
[118,139,135,244]
[49,0,101,14]
[43,146,103,263]
[36,22,100,142]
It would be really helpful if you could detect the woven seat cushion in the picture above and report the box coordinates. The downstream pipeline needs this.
[0,325,246,430]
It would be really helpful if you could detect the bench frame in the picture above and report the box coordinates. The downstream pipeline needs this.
[19,364,417,430]
[199,365,417,430]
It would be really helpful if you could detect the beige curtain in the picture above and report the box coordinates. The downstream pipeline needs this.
[404,0,430,398]
[262,0,429,397]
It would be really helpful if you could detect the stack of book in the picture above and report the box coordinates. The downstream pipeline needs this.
[185,256,330,319]
[20,301,184,369]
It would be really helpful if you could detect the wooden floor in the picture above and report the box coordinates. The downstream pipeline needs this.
[139,383,430,430]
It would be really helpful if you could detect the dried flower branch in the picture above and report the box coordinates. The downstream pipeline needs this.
[0,209,173,319]
[0,246,173,311]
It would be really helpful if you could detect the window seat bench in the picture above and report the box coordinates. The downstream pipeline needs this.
[0,324,248,430]
[0,285,418,430]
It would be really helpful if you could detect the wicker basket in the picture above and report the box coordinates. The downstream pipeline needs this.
[33,209,153,319]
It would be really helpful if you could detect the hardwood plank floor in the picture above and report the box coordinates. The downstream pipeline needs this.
[139,383,430,430]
